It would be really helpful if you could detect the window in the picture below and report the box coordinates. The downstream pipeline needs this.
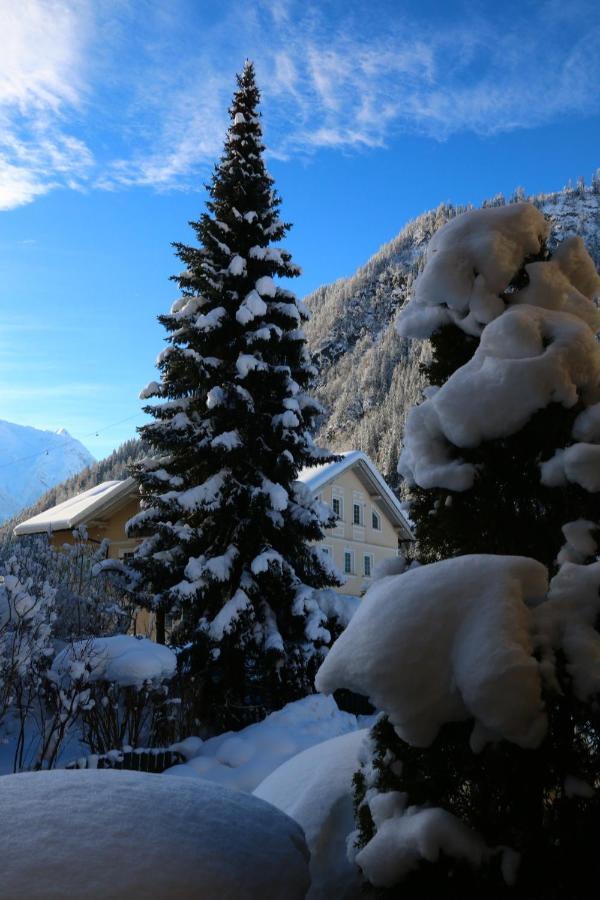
[332,492,344,520]
[364,555,373,577]
[321,545,331,556]
[353,503,363,526]
[344,551,354,575]
[372,510,381,531]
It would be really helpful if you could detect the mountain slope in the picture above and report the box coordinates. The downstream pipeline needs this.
[305,182,600,491]
[0,421,95,522]
[5,179,598,533]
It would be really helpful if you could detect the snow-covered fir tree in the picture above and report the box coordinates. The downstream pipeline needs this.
[127,62,339,729]
[315,203,600,898]
[397,203,600,569]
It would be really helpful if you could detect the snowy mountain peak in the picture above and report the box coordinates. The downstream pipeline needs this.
[0,420,95,523]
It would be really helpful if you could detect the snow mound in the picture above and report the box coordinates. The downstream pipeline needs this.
[400,306,600,491]
[0,770,309,899]
[166,693,365,792]
[51,636,176,688]
[255,729,368,899]
[316,556,548,749]
[397,203,549,338]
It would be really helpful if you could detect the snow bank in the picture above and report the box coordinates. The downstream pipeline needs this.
[255,729,368,899]
[166,693,366,792]
[51,636,176,688]
[316,556,548,749]
[398,203,549,338]
[400,306,600,491]
[0,770,310,899]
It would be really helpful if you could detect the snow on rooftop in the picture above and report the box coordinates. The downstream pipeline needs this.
[14,479,137,536]
[298,451,412,535]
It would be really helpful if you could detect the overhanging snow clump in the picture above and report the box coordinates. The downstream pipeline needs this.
[400,306,600,491]
[316,555,548,749]
[397,203,549,338]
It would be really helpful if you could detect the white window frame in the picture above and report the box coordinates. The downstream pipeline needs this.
[343,549,355,576]
[371,508,381,531]
[363,553,374,578]
[352,502,363,526]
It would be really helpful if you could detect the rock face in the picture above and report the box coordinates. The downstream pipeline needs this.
[305,184,600,492]
[0,420,94,522]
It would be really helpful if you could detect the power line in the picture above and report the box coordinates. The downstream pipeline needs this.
[0,412,144,473]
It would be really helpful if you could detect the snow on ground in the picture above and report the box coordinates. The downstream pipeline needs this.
[316,556,549,750]
[0,769,310,899]
[255,728,368,899]
[51,636,176,688]
[166,693,371,792]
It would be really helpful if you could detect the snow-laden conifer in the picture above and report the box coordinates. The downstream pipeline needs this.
[315,205,600,898]
[128,62,339,728]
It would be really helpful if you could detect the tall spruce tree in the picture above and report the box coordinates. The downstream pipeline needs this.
[128,62,339,729]
[342,205,600,898]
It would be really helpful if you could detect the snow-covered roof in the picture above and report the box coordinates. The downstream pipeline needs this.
[13,478,138,536]
[298,451,413,538]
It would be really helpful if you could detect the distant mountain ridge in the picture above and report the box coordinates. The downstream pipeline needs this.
[0,420,95,523]
[4,177,599,534]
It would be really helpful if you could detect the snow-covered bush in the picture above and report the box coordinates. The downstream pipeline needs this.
[49,636,177,756]
[2,531,132,641]
[0,556,56,771]
[0,770,310,899]
[313,204,600,898]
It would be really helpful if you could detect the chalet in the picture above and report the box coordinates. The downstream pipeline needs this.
[14,451,412,597]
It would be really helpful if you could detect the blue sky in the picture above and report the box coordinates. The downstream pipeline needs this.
[1,0,599,459]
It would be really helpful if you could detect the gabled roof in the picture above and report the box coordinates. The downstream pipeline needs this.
[14,478,138,536]
[298,450,413,539]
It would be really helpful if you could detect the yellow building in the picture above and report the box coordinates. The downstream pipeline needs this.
[298,451,413,595]
[13,479,140,560]
[14,451,412,598]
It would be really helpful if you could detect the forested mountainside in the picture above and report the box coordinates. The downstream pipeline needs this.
[0,438,146,541]
[4,178,599,537]
[305,179,600,491]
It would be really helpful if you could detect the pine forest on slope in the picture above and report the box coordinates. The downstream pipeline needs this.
[5,177,599,534]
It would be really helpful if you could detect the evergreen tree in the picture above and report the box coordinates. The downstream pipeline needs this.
[404,219,600,571]
[127,62,340,729]
[342,205,600,898]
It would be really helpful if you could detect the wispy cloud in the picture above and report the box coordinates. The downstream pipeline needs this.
[0,0,599,207]
[0,0,95,208]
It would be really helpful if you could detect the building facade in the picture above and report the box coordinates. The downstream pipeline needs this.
[15,452,413,599]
